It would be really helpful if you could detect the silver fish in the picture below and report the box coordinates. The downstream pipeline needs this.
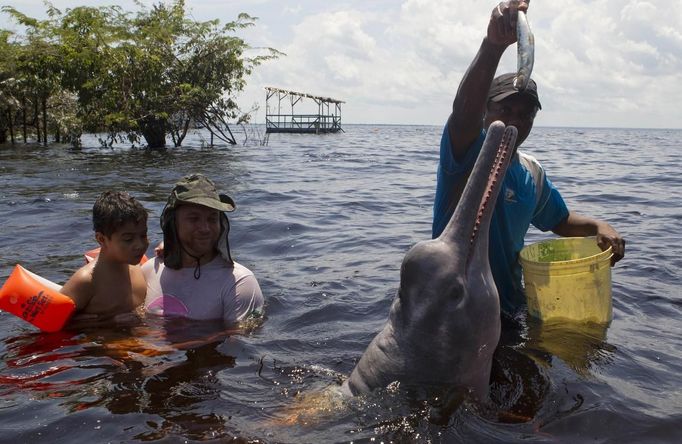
[514,10,534,90]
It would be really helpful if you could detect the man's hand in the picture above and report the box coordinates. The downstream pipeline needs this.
[155,241,165,258]
[595,222,626,265]
[487,1,530,47]
[552,212,626,266]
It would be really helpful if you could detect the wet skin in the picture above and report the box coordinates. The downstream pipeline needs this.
[174,203,222,266]
[97,220,149,265]
[484,94,537,150]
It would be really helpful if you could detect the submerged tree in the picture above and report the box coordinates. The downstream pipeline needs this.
[56,4,125,143]
[1,0,279,148]
[63,0,278,148]
[0,30,17,143]
[0,12,66,145]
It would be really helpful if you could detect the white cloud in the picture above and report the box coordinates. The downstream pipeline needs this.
[516,0,682,127]
[2,0,681,128]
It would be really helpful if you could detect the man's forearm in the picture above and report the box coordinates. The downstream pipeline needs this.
[449,38,507,158]
[453,38,506,118]
[551,211,601,237]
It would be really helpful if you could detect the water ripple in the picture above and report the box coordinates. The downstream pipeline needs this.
[1,125,681,442]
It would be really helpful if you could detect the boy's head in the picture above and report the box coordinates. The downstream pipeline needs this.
[93,191,148,237]
[92,191,149,265]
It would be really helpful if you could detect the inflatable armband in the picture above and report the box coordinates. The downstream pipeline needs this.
[84,247,149,265]
[83,248,99,264]
[0,265,76,332]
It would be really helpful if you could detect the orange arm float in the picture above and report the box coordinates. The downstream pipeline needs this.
[0,265,76,332]
[84,247,148,265]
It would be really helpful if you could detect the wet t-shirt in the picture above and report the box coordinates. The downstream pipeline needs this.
[142,256,264,324]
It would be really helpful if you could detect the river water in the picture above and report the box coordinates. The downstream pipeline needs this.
[0,125,680,443]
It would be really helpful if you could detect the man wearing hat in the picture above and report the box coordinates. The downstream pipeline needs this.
[142,174,264,324]
[432,0,625,316]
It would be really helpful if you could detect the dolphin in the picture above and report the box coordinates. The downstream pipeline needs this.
[343,121,518,401]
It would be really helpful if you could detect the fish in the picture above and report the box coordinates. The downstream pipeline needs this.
[514,10,535,90]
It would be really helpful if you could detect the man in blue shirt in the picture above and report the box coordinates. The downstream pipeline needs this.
[433,0,625,316]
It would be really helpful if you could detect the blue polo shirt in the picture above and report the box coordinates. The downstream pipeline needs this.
[432,126,569,315]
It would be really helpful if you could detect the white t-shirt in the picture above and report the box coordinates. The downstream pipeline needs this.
[142,256,264,324]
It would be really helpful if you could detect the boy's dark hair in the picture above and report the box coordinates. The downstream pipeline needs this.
[93,191,148,237]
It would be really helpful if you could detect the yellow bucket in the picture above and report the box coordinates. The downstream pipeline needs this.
[519,237,613,324]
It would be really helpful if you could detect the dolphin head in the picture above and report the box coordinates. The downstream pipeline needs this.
[393,121,517,390]
[439,121,517,268]
[399,121,517,303]
[345,121,518,399]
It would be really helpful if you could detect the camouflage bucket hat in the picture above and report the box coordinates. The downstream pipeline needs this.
[160,174,235,270]
[166,174,235,212]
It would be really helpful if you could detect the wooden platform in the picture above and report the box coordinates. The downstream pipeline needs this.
[265,87,344,134]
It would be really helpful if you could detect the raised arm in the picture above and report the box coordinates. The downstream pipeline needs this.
[448,1,529,160]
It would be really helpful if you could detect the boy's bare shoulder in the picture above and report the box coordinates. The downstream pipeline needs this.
[61,262,96,310]
[64,262,95,288]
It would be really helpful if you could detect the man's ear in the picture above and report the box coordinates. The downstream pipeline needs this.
[95,231,107,246]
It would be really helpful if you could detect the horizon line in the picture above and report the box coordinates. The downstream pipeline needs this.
[250,122,682,131]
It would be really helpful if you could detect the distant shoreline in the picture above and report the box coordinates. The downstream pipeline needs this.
[318,123,682,131]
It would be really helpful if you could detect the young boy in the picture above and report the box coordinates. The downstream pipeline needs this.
[61,191,149,323]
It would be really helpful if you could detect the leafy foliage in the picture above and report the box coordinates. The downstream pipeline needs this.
[0,1,279,148]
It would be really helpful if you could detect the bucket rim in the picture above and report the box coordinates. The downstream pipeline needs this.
[519,236,613,267]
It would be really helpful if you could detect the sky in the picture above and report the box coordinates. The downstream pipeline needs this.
[2,0,681,129]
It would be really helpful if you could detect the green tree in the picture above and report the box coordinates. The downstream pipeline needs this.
[0,30,17,143]
[59,0,278,148]
[54,4,130,145]
[2,4,81,145]
[16,35,62,145]
[122,1,278,148]
[2,0,279,148]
